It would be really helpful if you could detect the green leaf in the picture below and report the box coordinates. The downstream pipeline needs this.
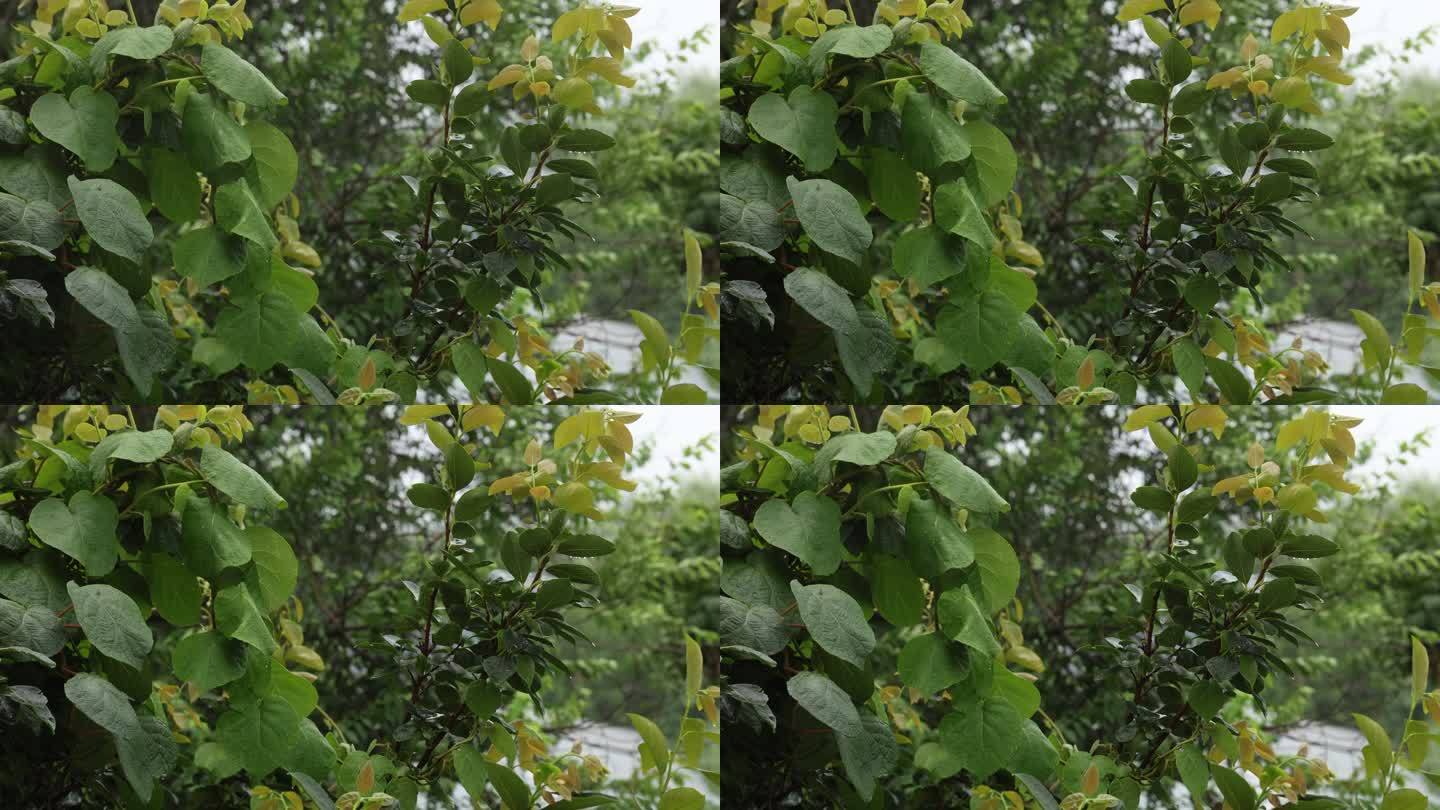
[786,177,871,265]
[94,25,174,63]
[1354,712,1394,775]
[893,226,965,287]
[837,711,899,801]
[181,496,254,577]
[1168,444,1198,490]
[934,291,1021,373]
[1381,789,1429,810]
[660,787,706,810]
[0,192,63,251]
[29,492,119,576]
[215,583,276,653]
[0,108,25,145]
[752,491,842,576]
[661,383,709,404]
[925,448,1009,514]
[67,176,153,263]
[871,554,924,626]
[0,597,65,656]
[783,267,859,334]
[787,671,861,737]
[1188,680,1226,717]
[1275,128,1334,151]
[868,148,920,221]
[173,630,249,691]
[0,552,68,611]
[1170,337,1206,397]
[1381,383,1428,405]
[718,596,787,655]
[182,92,253,171]
[963,119,1018,207]
[1130,485,1173,513]
[1413,636,1429,708]
[217,695,303,777]
[0,146,72,207]
[905,496,975,578]
[65,672,138,736]
[67,581,152,670]
[1175,744,1210,804]
[1253,172,1292,206]
[147,552,202,626]
[1351,309,1392,371]
[901,92,971,174]
[1125,79,1170,105]
[718,193,783,250]
[748,87,838,172]
[482,760,533,809]
[442,38,474,85]
[453,744,489,804]
[202,445,287,510]
[65,266,137,330]
[1161,38,1193,83]
[215,292,302,372]
[30,87,120,171]
[919,43,1005,106]
[148,148,201,222]
[939,696,1023,779]
[201,44,286,107]
[1210,764,1257,810]
[245,121,298,209]
[938,587,1000,657]
[215,179,277,249]
[556,128,615,152]
[173,226,250,286]
[816,24,893,59]
[933,180,994,249]
[898,633,969,695]
[970,529,1020,613]
[790,580,875,667]
[116,309,177,396]
[450,340,490,400]
[1204,356,1253,403]
[836,308,896,397]
[246,527,298,612]
[486,355,535,405]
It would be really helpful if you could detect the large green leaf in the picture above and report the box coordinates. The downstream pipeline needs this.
[1210,764,1257,810]
[970,529,1020,613]
[214,179,277,249]
[173,226,250,286]
[924,448,1009,514]
[64,673,137,736]
[898,633,969,695]
[453,743,490,804]
[933,291,1022,373]
[790,580,875,667]
[837,711,899,801]
[718,193,784,251]
[783,268,857,333]
[116,714,178,802]
[0,597,65,656]
[147,547,203,625]
[904,496,974,578]
[628,712,671,773]
[201,445,287,510]
[115,309,176,395]
[245,527,297,612]
[901,92,971,174]
[893,226,966,287]
[786,177,871,265]
[181,495,254,577]
[787,671,861,737]
[173,630,250,691]
[870,554,924,626]
[216,695,303,777]
[868,148,921,221]
[720,552,790,612]
[244,121,299,209]
[215,583,276,653]
[0,147,71,207]
[933,180,993,249]
[752,491,842,575]
[0,192,63,251]
[717,596,788,655]
[201,44,287,107]
[182,92,252,171]
[30,87,120,171]
[0,552,68,611]
[28,491,119,576]
[963,119,1017,207]
[148,148,201,222]
[748,87,838,172]
[939,696,1023,778]
[68,176,154,263]
[68,581,153,669]
[938,587,1000,657]
[482,760,533,810]
[215,293,302,372]
[835,308,897,397]
[64,266,137,330]
[919,43,1006,106]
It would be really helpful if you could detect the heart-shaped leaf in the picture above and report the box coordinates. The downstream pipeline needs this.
[28,491,119,576]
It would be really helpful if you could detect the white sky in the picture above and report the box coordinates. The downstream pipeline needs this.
[1343,0,1440,79]
[1341,405,1440,485]
[625,0,718,76]
[620,405,719,489]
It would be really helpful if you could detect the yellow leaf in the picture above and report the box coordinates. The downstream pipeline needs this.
[488,64,527,90]
[1246,441,1265,468]
[524,439,543,466]
[553,8,584,41]
[1271,8,1300,43]
[460,0,502,30]
[400,405,450,425]
[1177,0,1221,29]
[554,481,596,514]
[1123,404,1174,432]
[1116,0,1166,23]
[1212,474,1249,496]
[685,230,702,302]
[397,0,447,24]
[685,635,703,698]
[461,405,505,435]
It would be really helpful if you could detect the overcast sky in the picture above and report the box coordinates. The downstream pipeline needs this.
[1343,406,1440,485]
[1343,0,1440,79]
[626,0,717,77]
[620,405,719,489]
